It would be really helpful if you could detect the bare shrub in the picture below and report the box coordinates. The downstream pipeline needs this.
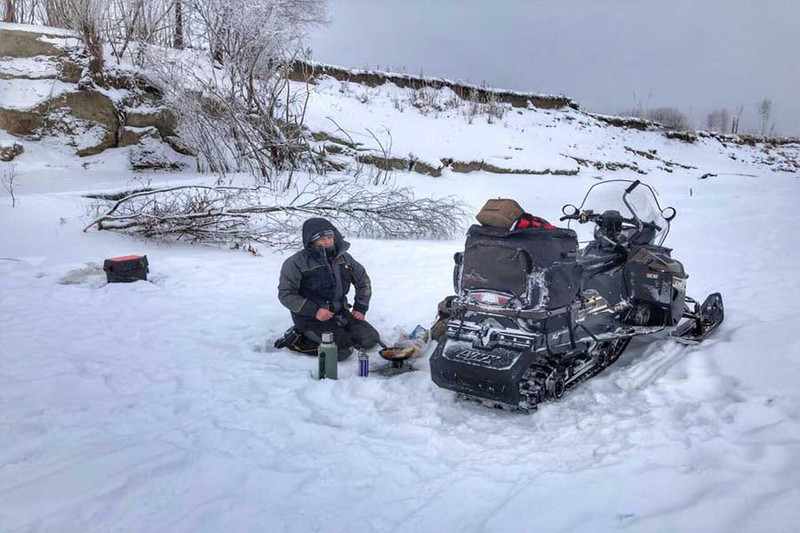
[152,61,316,186]
[144,0,327,186]
[462,88,506,125]
[442,89,461,110]
[2,163,17,208]
[647,107,691,131]
[410,86,443,115]
[483,91,506,124]
[620,105,692,132]
[364,126,394,185]
[357,89,376,105]
[390,93,405,113]
[465,89,480,124]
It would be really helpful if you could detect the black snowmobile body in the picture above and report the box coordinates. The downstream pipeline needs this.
[430,180,724,411]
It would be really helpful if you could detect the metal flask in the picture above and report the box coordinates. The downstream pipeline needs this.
[318,332,338,380]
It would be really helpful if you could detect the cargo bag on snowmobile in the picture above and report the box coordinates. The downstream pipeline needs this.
[459,224,582,310]
[475,199,525,228]
[103,255,149,283]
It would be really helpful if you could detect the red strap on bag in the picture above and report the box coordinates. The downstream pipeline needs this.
[513,213,555,230]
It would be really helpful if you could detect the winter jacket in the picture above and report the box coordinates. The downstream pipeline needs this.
[278,218,372,328]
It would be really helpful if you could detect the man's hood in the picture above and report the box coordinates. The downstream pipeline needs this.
[301,217,349,254]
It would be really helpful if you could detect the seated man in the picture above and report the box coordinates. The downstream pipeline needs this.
[278,217,380,360]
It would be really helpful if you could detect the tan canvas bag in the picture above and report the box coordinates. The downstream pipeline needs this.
[475,198,525,228]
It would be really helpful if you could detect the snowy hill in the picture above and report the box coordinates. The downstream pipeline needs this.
[2,29,800,532]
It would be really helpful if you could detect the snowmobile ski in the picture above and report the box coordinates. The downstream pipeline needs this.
[671,293,724,344]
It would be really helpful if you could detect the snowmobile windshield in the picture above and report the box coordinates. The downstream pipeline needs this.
[570,180,671,246]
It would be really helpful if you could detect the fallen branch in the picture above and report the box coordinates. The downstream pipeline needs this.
[85,178,469,248]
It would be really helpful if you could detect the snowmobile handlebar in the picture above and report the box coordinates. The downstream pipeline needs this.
[560,211,661,231]
[559,212,598,223]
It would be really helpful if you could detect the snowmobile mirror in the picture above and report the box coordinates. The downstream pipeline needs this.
[562,204,579,216]
[662,207,677,221]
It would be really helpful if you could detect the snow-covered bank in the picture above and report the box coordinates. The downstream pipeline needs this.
[2,166,800,532]
[300,76,800,177]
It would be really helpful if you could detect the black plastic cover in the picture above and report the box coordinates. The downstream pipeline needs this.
[459,225,581,309]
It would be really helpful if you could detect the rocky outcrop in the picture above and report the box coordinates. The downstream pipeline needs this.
[563,154,646,175]
[0,107,44,135]
[25,89,122,156]
[0,25,76,58]
[59,60,83,84]
[317,131,581,177]
[290,60,578,111]
[0,24,189,165]
[623,146,696,171]
[409,159,443,177]
[59,89,119,129]
[665,130,697,143]
[0,139,23,161]
[590,113,653,131]
[163,135,196,156]
[124,107,178,138]
[118,126,159,147]
[443,158,578,176]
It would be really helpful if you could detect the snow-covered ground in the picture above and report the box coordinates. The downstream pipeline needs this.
[2,69,800,532]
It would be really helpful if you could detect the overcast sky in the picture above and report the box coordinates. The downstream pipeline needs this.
[308,0,799,135]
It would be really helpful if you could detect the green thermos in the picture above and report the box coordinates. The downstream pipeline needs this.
[318,332,338,380]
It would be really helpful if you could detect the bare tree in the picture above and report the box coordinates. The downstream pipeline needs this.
[104,0,144,63]
[43,0,71,27]
[51,0,109,77]
[3,0,16,22]
[173,0,183,49]
[732,105,744,134]
[758,97,773,136]
[9,0,40,23]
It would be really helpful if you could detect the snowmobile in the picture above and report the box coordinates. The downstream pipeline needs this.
[429,179,724,411]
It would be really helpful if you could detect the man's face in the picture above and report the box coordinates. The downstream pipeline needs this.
[314,235,335,249]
